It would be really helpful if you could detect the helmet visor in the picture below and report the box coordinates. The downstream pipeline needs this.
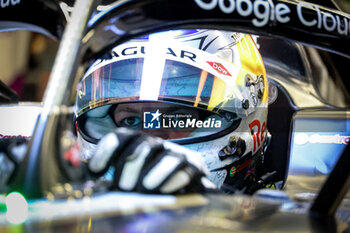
[76,41,257,117]
[76,40,260,143]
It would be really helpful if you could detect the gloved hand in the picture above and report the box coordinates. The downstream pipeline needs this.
[88,128,217,194]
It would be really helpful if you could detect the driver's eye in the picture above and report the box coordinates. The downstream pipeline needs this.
[120,116,141,127]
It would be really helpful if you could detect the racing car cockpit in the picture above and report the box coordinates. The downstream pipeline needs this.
[0,0,349,232]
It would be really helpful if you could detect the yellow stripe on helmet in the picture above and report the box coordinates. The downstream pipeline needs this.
[208,76,226,111]
[236,35,268,103]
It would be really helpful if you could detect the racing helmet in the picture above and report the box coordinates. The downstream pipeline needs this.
[75,29,269,191]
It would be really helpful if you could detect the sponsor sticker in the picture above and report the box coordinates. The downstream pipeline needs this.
[0,0,20,9]
[207,61,232,76]
[294,133,350,145]
[194,0,350,37]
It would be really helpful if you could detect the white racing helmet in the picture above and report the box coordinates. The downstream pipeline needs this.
[75,29,269,190]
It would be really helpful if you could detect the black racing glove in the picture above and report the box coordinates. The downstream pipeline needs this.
[88,128,217,194]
